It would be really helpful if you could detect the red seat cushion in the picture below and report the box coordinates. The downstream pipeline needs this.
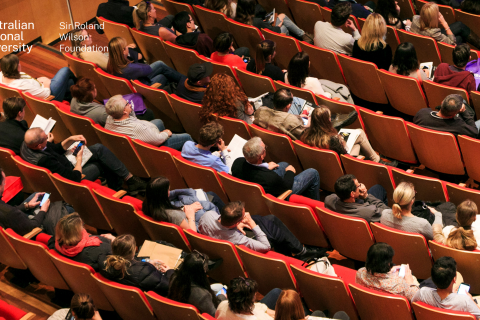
[122,196,143,212]
[1,177,23,203]
[35,233,52,245]
[0,299,27,320]
[333,264,357,286]
[289,194,325,209]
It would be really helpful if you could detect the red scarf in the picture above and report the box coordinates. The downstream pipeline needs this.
[55,229,102,257]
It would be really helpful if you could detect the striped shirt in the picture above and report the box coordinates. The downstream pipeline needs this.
[105,114,168,146]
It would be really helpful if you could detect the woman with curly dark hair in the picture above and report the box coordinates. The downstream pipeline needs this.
[200,73,254,124]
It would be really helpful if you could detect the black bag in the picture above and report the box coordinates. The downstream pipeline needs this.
[411,201,458,227]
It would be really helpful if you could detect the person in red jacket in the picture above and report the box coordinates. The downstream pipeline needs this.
[433,43,477,92]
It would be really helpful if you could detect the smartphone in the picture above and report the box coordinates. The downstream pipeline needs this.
[398,264,407,278]
[40,193,50,206]
[216,288,227,296]
[72,141,84,156]
[458,283,471,295]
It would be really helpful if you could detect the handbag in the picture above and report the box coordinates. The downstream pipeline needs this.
[303,257,337,276]
[103,93,147,116]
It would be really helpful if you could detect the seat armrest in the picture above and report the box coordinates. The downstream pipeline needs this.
[20,313,36,320]
[151,83,161,88]
[277,190,292,200]
[46,95,55,101]
[23,227,42,240]
[113,190,127,198]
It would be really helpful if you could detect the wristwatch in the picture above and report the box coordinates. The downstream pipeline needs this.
[24,202,29,210]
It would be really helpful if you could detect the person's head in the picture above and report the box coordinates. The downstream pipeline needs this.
[103,234,136,279]
[375,0,399,22]
[55,213,84,248]
[135,1,156,28]
[287,52,310,88]
[255,40,276,75]
[187,62,213,87]
[273,88,293,111]
[142,176,180,221]
[391,42,420,76]
[70,28,93,54]
[220,201,246,227]
[446,200,478,250]
[205,0,232,17]
[419,2,439,30]
[2,97,26,120]
[331,2,353,27]
[461,0,480,15]
[24,127,48,150]
[391,182,415,219]
[214,32,235,54]
[105,94,131,120]
[227,277,259,314]
[431,256,456,289]
[357,13,387,51]
[107,37,130,74]
[301,106,337,149]
[70,78,97,103]
[274,290,305,320]
[365,242,394,274]
[0,54,21,79]
[235,0,256,25]
[242,136,266,164]
[440,94,463,118]
[172,11,195,35]
[452,43,471,69]
[334,174,359,201]
[198,122,224,147]
[70,293,98,320]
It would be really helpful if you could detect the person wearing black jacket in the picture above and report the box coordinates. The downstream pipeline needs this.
[231,137,320,200]
[96,0,135,34]
[101,234,174,296]
[172,12,214,58]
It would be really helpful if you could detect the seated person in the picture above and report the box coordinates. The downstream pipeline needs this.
[325,174,389,223]
[434,44,477,93]
[172,12,214,58]
[20,128,147,194]
[389,42,428,82]
[176,62,212,104]
[199,201,321,260]
[327,0,373,19]
[70,78,108,126]
[253,88,307,140]
[413,94,479,138]
[314,3,360,55]
[168,251,225,317]
[49,213,114,271]
[356,243,420,301]
[70,28,109,71]
[135,1,176,42]
[246,40,285,82]
[211,33,248,70]
[205,0,236,18]
[96,0,136,33]
[232,137,320,200]
[181,122,233,173]
[48,293,101,320]
[105,95,192,151]
[0,54,76,102]
[381,182,442,241]
[412,257,480,318]
[101,234,174,296]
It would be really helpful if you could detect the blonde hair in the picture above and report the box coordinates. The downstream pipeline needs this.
[104,234,136,279]
[392,182,415,219]
[105,94,127,119]
[134,1,152,29]
[446,200,478,251]
[55,213,84,247]
[358,13,387,51]
[107,37,130,75]
[70,28,85,59]
[420,2,439,30]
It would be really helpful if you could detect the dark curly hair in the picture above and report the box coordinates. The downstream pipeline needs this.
[200,73,248,124]
[227,277,258,314]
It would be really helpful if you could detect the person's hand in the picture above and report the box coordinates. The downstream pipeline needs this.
[217,138,228,151]
[236,221,248,235]
[47,132,55,142]
[390,265,402,273]
[126,43,137,49]
[76,145,84,161]
[404,264,415,285]
[162,129,173,137]
[184,203,202,221]
[268,162,279,170]
[438,13,449,28]
[358,183,368,199]
[149,259,170,272]
[300,114,308,119]
[100,233,116,242]
[242,212,257,229]
[427,206,439,214]
[345,19,357,32]
[286,165,296,173]
[37,77,51,87]
[276,13,286,27]
[405,19,412,27]
[460,104,466,113]
[27,192,44,209]
[70,135,87,144]
[40,198,50,212]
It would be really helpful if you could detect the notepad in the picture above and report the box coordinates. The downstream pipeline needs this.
[338,129,361,154]
[64,141,93,167]
[30,114,56,134]
[138,240,183,270]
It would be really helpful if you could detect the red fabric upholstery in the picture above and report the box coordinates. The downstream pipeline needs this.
[35,233,52,245]
[52,100,70,111]
[1,177,23,203]
[0,298,27,320]
[80,180,116,195]
[201,314,216,320]
[333,264,357,286]
[289,194,325,209]
[159,146,182,157]
[264,194,323,227]
[122,196,143,213]
[264,250,304,268]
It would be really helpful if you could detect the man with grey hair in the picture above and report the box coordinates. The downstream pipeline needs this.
[105,95,192,151]
[231,137,321,200]
[413,94,480,138]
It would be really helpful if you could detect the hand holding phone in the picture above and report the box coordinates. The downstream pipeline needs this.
[40,193,51,206]
[72,142,84,156]
[398,264,407,278]
[458,283,471,295]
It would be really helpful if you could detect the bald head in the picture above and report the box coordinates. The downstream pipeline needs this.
[25,128,47,149]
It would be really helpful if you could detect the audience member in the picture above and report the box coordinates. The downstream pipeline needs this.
[253,89,306,140]
[356,243,420,301]
[168,251,225,317]
[96,0,135,33]
[135,1,176,42]
[434,44,477,92]
[48,293,101,320]
[411,3,480,47]
[199,73,254,124]
[314,3,360,55]
[232,137,320,200]
[352,13,392,71]
[412,257,480,318]
[172,11,214,58]
[413,94,479,138]
[21,128,147,194]
[211,33,248,70]
[431,0,462,9]
[101,234,174,296]
[381,182,442,241]
[461,0,480,15]
[216,278,281,319]
[70,78,108,126]
[176,62,212,104]
[375,0,410,29]
[389,42,428,82]
[181,122,233,173]
[327,0,373,19]
[70,28,109,70]
[235,0,313,43]
[205,0,236,18]
[0,54,76,102]
[246,40,285,81]
[49,213,114,271]
[434,200,480,250]
[325,174,389,223]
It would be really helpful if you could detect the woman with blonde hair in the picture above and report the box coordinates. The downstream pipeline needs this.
[70,28,109,71]
[410,2,480,47]
[380,182,442,240]
[434,200,480,251]
[107,37,182,87]
[352,13,392,70]
[101,234,174,296]
[134,1,177,42]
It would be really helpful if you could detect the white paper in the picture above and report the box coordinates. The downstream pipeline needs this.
[338,129,361,154]
[195,189,207,201]
[64,141,93,167]
[227,134,248,165]
[420,62,434,80]
[30,114,56,134]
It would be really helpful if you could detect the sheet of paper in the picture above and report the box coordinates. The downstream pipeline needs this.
[338,129,361,154]
[64,141,93,167]
[227,134,248,165]
[138,240,183,269]
[30,115,56,134]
